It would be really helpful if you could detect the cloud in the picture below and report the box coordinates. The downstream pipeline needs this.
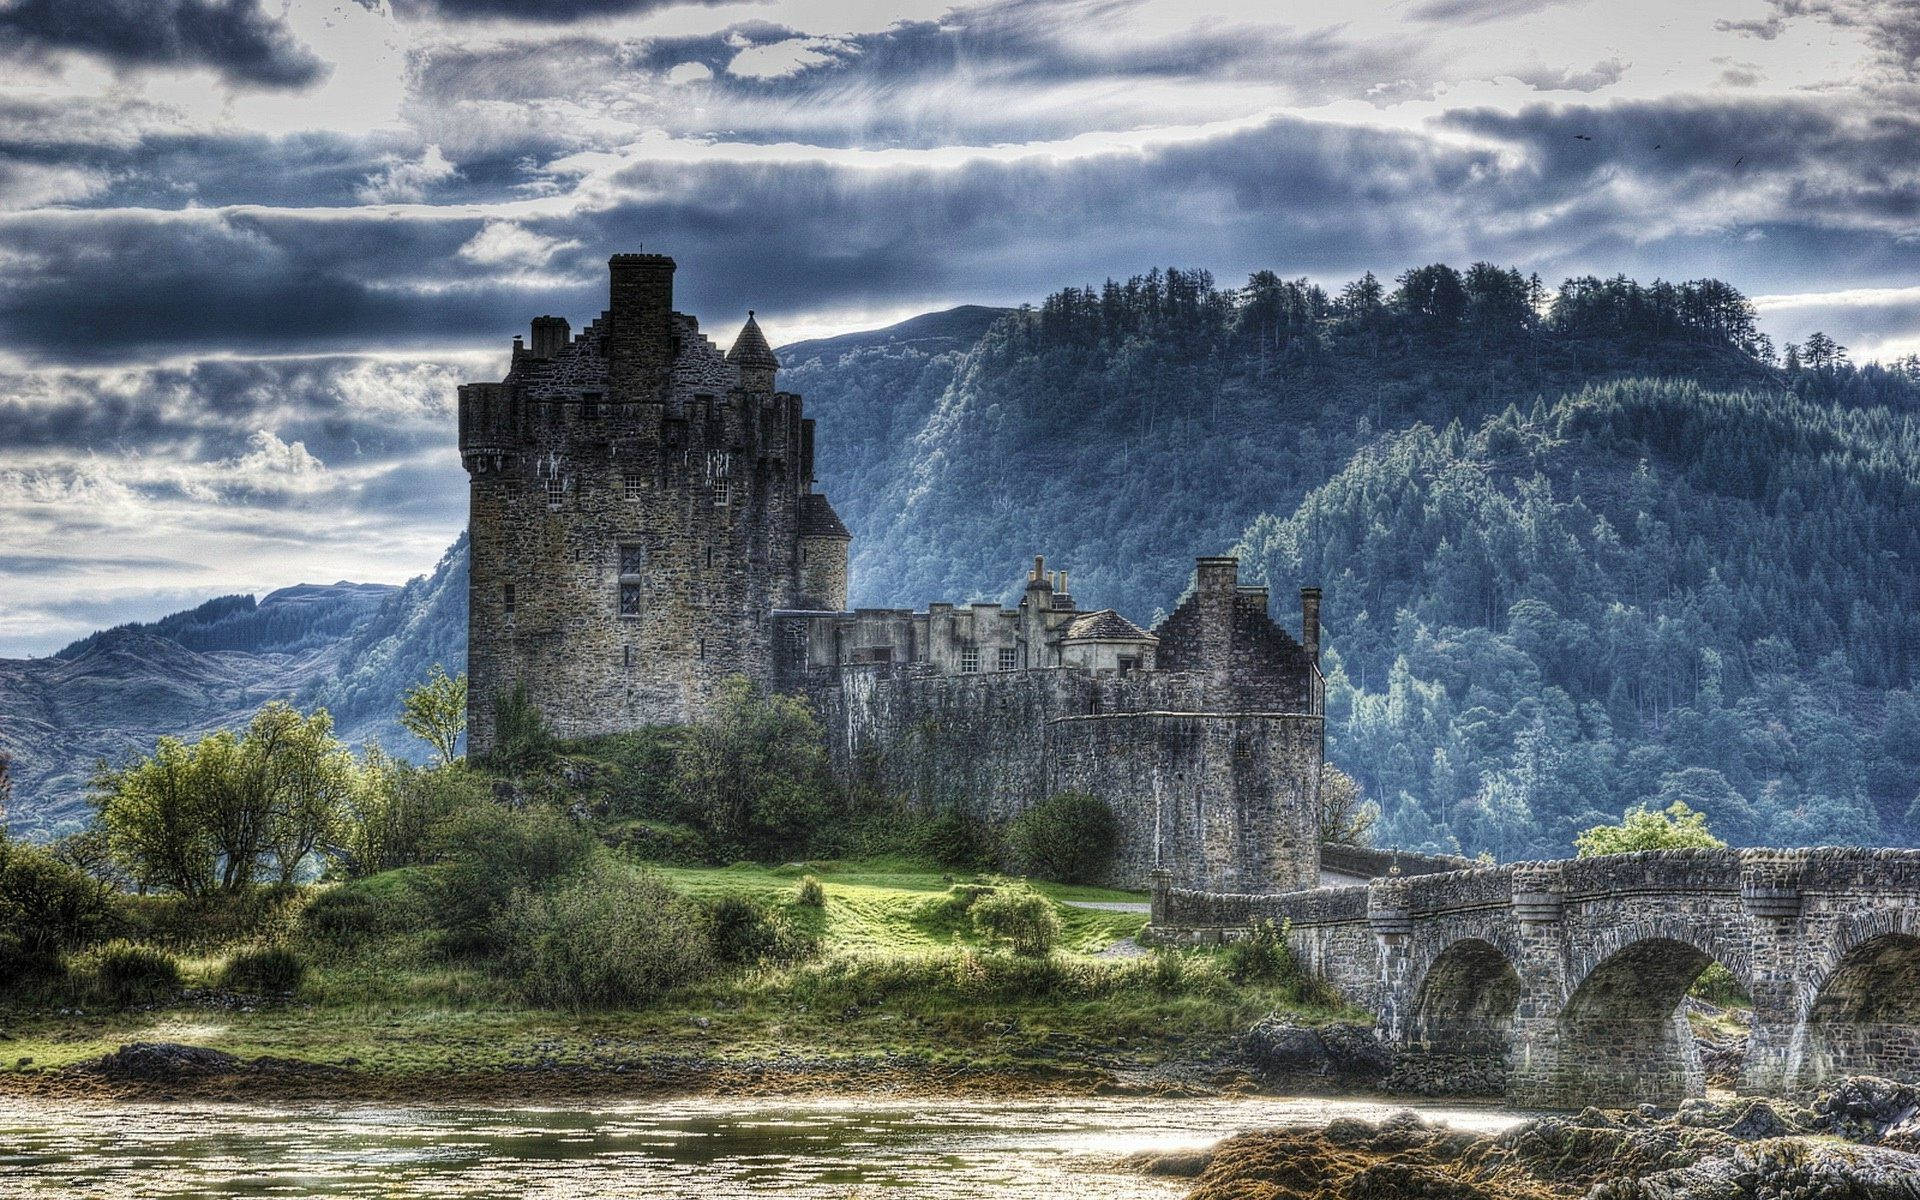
[389,0,719,18]
[726,37,859,80]
[1511,58,1628,93]
[456,220,582,267]
[355,145,461,204]
[0,0,328,89]
[666,61,713,85]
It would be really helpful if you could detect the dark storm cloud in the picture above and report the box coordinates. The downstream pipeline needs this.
[0,116,1494,361]
[0,0,327,89]
[388,0,723,19]
[1442,97,1920,227]
[0,553,197,576]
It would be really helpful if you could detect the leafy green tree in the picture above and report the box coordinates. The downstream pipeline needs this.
[1575,800,1725,856]
[675,676,831,858]
[257,705,358,884]
[333,746,481,877]
[1317,763,1378,847]
[488,683,554,770]
[400,664,467,767]
[92,737,219,895]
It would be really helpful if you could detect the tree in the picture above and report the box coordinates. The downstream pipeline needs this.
[258,706,358,884]
[675,676,831,857]
[1318,763,1378,847]
[1007,792,1119,883]
[401,664,467,767]
[0,837,113,956]
[92,738,218,895]
[1575,800,1725,857]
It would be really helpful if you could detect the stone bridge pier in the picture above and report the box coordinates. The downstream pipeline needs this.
[1151,848,1920,1107]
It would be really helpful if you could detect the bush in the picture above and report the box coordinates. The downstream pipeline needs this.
[706,894,818,966]
[969,885,1062,957]
[337,755,483,877]
[0,839,114,955]
[81,942,181,1008]
[913,882,998,935]
[421,802,598,952]
[494,864,716,1008]
[299,884,405,947]
[1690,962,1750,1007]
[1221,919,1299,986]
[1005,793,1118,884]
[487,683,556,771]
[793,875,826,907]
[220,946,306,994]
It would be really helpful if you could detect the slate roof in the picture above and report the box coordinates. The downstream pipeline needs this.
[799,492,852,539]
[1062,609,1157,642]
[726,312,780,369]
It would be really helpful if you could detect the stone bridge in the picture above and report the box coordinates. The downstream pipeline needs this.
[1149,848,1920,1107]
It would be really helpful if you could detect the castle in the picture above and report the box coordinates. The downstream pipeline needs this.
[458,253,1326,892]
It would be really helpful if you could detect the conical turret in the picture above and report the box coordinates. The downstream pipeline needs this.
[727,311,779,391]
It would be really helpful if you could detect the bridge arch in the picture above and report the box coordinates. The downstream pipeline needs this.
[1798,910,1920,1087]
[1554,923,1751,1106]
[1407,937,1521,1068]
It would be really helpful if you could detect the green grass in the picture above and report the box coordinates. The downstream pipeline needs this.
[0,856,1336,1091]
[652,858,1147,955]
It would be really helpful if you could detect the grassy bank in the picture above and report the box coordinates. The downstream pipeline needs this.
[0,856,1349,1099]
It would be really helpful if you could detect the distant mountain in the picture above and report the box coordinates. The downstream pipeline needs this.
[0,582,395,837]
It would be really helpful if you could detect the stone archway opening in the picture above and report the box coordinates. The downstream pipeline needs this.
[1555,937,1738,1107]
[1406,938,1521,1094]
[1802,933,1920,1086]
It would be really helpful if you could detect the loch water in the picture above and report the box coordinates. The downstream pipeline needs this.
[0,1095,1526,1198]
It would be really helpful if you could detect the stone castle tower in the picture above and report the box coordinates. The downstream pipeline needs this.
[457,253,852,754]
[460,252,1325,893]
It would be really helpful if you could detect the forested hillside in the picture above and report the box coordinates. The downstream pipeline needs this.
[1237,382,1920,857]
[814,266,1805,622]
[8,263,1920,858]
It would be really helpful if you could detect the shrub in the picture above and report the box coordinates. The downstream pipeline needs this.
[707,894,818,966]
[674,677,833,859]
[421,802,598,952]
[1005,793,1118,884]
[793,875,826,907]
[969,885,1061,957]
[336,754,482,877]
[487,683,556,771]
[300,885,396,947]
[0,839,115,955]
[494,864,716,1008]
[914,882,998,935]
[1221,919,1299,986]
[220,946,307,994]
[1690,962,1750,1007]
[81,942,181,1008]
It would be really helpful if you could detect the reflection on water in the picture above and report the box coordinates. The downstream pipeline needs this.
[0,1094,1524,1199]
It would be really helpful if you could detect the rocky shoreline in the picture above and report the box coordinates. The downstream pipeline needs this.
[1136,1077,1920,1199]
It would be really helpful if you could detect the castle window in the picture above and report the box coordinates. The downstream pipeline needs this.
[959,646,979,673]
[997,647,1018,672]
[546,403,560,427]
[624,645,633,669]
[623,470,643,500]
[503,583,515,618]
[618,543,646,618]
[581,393,601,422]
[545,476,565,508]
[711,478,731,507]
[1118,655,1139,674]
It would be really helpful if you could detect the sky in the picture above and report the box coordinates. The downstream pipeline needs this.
[0,0,1916,655]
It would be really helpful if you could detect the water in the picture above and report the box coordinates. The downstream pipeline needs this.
[0,1095,1525,1199]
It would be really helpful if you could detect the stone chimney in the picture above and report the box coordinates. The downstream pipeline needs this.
[1301,587,1321,665]
[530,315,570,359]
